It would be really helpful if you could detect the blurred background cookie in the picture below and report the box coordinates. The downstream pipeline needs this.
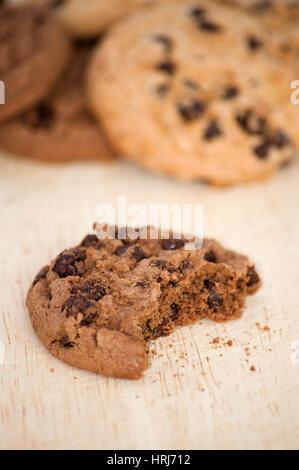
[88,1,298,186]
[0,39,115,162]
[0,4,71,123]
[54,0,179,38]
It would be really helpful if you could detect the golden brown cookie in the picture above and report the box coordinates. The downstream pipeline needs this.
[55,0,157,37]
[87,1,298,185]
[0,40,115,162]
[27,227,261,379]
[0,4,71,123]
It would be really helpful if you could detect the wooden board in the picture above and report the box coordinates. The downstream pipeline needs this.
[0,151,299,450]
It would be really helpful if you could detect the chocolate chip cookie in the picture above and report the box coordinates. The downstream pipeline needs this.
[55,0,162,38]
[27,226,261,379]
[224,0,299,62]
[0,4,71,123]
[0,39,115,162]
[87,1,298,185]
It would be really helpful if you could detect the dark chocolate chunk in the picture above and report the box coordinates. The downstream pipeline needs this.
[204,119,222,140]
[247,35,263,50]
[156,60,176,75]
[114,244,130,256]
[29,103,55,129]
[80,234,103,249]
[53,249,86,278]
[80,313,97,327]
[236,109,266,135]
[178,99,205,122]
[223,86,239,99]
[132,246,146,262]
[204,250,217,263]
[59,336,75,348]
[247,266,260,287]
[62,296,94,318]
[190,6,206,18]
[271,130,291,149]
[198,18,222,32]
[204,279,216,290]
[71,281,106,301]
[254,139,272,159]
[208,293,224,309]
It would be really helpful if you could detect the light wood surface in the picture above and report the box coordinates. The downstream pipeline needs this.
[0,151,299,450]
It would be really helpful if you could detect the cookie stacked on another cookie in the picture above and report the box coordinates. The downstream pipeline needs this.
[0,39,115,162]
[27,226,261,379]
[87,1,298,185]
[0,3,115,162]
[0,4,71,123]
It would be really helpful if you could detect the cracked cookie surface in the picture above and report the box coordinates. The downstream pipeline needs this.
[87,1,298,185]
[27,227,261,379]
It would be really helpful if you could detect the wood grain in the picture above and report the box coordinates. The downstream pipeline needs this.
[0,151,298,450]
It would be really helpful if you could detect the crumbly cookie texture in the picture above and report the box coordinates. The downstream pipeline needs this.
[87,1,298,186]
[0,39,115,162]
[27,227,261,379]
[0,4,71,123]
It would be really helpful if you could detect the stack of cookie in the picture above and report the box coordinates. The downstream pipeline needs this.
[0,2,115,162]
[0,0,298,183]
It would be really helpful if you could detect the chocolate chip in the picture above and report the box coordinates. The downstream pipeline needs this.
[156,83,170,97]
[247,35,263,50]
[30,103,55,129]
[204,279,216,290]
[136,281,147,287]
[170,303,180,321]
[53,250,86,278]
[204,250,217,263]
[132,246,146,262]
[152,259,166,268]
[178,100,205,122]
[33,266,49,286]
[247,267,260,287]
[161,239,185,250]
[223,86,239,99]
[71,281,106,301]
[271,130,291,149]
[80,313,97,327]
[236,110,266,135]
[80,234,103,249]
[198,18,222,32]
[208,293,224,309]
[156,276,163,283]
[156,60,176,75]
[114,244,129,256]
[254,139,272,159]
[190,6,221,32]
[190,6,206,17]
[59,336,74,348]
[62,296,94,318]
[204,119,222,140]
[153,34,173,53]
